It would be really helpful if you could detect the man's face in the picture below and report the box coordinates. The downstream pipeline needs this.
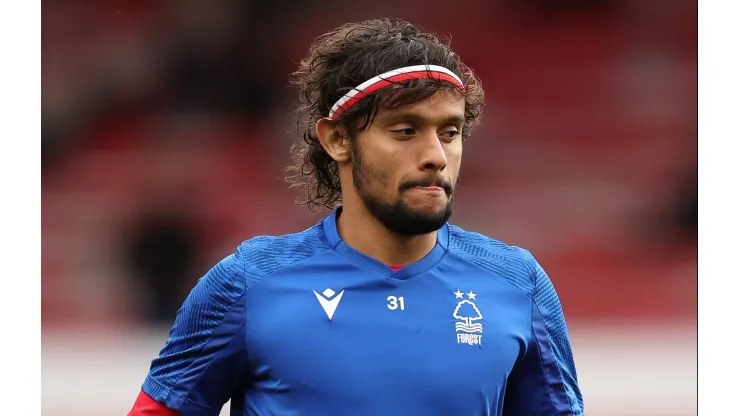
[351,89,465,236]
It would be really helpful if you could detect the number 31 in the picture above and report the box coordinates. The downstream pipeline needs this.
[387,296,405,310]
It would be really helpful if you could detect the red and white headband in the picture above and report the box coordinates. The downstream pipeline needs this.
[328,64,465,120]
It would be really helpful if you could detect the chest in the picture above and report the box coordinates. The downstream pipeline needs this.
[245,272,532,400]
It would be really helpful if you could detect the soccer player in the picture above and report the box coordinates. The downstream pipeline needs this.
[129,18,584,416]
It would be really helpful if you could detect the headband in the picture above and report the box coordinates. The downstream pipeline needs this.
[328,64,465,120]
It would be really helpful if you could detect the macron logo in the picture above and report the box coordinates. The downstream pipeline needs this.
[313,288,345,320]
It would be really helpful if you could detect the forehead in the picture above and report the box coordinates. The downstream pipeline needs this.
[374,89,465,123]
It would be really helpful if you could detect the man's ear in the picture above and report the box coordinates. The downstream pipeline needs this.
[316,118,351,163]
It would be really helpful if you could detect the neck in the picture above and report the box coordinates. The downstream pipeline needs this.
[336,201,438,267]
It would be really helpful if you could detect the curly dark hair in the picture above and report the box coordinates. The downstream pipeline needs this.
[286,18,485,211]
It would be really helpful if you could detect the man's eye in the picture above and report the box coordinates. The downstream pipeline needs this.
[392,128,416,136]
[441,130,460,140]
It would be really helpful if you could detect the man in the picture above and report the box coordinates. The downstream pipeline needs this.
[129,18,584,416]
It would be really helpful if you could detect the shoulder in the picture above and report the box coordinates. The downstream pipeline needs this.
[446,224,538,296]
[447,224,535,263]
[172,223,332,332]
[236,222,332,288]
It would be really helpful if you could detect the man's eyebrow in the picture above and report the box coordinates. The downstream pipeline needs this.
[380,112,466,126]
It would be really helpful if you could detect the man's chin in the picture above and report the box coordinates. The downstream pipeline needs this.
[387,217,449,236]
[359,191,454,236]
[385,205,452,236]
[402,199,451,218]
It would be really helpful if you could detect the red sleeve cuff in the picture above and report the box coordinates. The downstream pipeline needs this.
[128,390,180,416]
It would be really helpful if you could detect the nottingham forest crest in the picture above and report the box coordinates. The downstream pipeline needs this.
[452,289,483,346]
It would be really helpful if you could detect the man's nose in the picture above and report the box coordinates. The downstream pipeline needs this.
[418,131,448,172]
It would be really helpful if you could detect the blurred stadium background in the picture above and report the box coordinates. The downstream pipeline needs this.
[41,1,697,415]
